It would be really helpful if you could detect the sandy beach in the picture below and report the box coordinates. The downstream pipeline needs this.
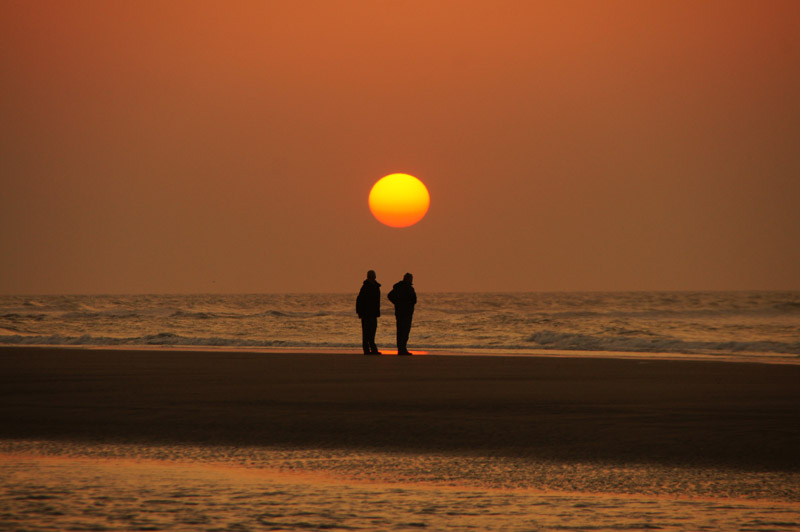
[2,347,800,530]
[2,347,799,469]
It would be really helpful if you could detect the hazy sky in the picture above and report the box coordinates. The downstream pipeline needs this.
[2,1,799,294]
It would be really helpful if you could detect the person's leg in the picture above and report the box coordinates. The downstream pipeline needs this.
[365,316,378,353]
[397,314,412,354]
[395,315,404,353]
[361,318,373,354]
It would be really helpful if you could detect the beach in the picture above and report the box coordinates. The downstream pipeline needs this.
[2,347,800,530]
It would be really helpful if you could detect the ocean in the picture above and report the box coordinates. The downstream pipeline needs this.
[2,291,798,361]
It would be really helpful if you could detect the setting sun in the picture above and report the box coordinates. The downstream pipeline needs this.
[368,173,430,228]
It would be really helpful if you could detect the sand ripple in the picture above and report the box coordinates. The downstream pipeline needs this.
[2,441,800,531]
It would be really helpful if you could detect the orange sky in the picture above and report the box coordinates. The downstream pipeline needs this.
[2,1,799,294]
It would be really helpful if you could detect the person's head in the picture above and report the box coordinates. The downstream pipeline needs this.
[367,270,376,281]
[403,272,413,284]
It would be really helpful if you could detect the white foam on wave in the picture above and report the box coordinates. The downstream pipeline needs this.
[3,330,799,357]
[0,333,349,349]
[3,291,799,360]
[526,330,800,355]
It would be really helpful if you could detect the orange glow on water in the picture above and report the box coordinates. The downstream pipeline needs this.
[368,173,430,228]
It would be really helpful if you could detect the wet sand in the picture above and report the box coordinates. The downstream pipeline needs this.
[3,450,800,532]
[2,347,800,531]
[0,348,800,471]
[1,346,799,470]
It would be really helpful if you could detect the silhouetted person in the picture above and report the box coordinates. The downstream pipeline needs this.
[356,270,381,355]
[387,272,417,355]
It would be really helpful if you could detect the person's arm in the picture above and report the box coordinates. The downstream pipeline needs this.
[356,288,364,316]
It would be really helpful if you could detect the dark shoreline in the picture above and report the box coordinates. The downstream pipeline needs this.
[2,346,799,471]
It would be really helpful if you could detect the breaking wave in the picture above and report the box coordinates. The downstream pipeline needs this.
[3,330,799,356]
[525,330,800,355]
[2,291,799,359]
[0,333,348,349]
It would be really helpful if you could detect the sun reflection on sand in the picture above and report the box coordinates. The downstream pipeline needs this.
[2,442,799,532]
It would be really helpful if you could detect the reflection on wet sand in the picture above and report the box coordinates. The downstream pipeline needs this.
[2,443,799,532]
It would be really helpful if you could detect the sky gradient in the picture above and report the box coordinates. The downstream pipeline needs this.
[2,1,799,294]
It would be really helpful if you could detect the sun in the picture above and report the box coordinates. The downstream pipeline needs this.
[368,173,430,228]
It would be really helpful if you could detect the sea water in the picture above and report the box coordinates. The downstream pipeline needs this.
[1,291,798,361]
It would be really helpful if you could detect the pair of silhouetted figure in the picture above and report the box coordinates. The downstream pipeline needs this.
[356,271,416,355]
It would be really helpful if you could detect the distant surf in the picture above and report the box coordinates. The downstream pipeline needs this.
[2,292,799,360]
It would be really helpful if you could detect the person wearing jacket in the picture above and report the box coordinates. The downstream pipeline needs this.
[356,270,381,355]
[387,272,417,355]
